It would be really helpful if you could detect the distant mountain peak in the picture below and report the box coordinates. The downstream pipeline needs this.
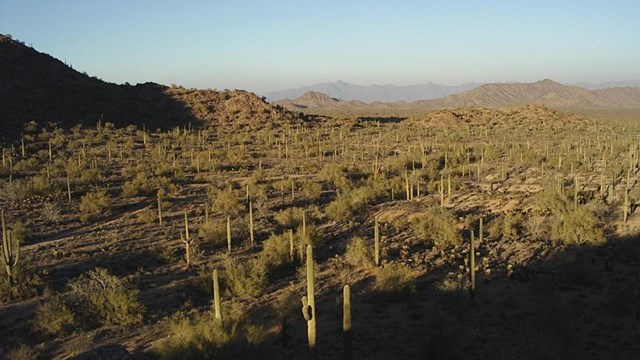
[266,80,482,103]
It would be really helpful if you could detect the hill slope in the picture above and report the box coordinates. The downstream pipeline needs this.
[0,35,299,140]
[265,80,481,102]
[420,79,640,108]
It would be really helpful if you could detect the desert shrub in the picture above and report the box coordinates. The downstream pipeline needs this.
[533,182,571,215]
[299,180,322,201]
[257,233,295,274]
[32,298,75,336]
[221,256,267,298]
[374,263,416,294]
[41,201,62,223]
[0,264,42,302]
[67,267,144,327]
[155,312,233,360]
[411,206,461,247]
[6,344,39,360]
[155,305,263,360]
[210,187,242,216]
[345,236,374,269]
[137,207,157,224]
[326,194,356,221]
[294,225,324,261]
[274,207,303,229]
[198,221,227,246]
[79,189,111,222]
[550,206,605,246]
[488,212,524,241]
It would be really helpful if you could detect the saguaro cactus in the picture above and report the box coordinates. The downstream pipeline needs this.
[249,201,254,247]
[469,230,476,300]
[226,215,232,253]
[2,212,19,286]
[343,284,352,360]
[301,245,316,354]
[374,217,380,266]
[157,189,163,225]
[213,269,222,326]
[182,210,192,269]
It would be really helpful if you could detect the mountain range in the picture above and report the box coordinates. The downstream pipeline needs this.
[274,79,640,111]
[265,80,481,103]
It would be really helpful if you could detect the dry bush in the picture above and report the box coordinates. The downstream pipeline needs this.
[6,344,39,360]
[41,201,62,223]
[67,267,144,327]
[32,298,75,336]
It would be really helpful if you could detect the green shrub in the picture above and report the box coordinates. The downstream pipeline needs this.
[274,207,303,229]
[221,256,267,298]
[257,233,295,273]
[300,180,322,201]
[411,206,461,246]
[79,189,111,222]
[67,267,144,327]
[155,312,233,360]
[345,236,374,269]
[326,195,355,221]
[550,206,605,246]
[210,187,242,216]
[374,263,416,294]
[33,298,75,336]
[0,264,42,303]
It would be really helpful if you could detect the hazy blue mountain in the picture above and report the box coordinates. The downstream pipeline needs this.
[265,80,482,103]
[575,79,640,90]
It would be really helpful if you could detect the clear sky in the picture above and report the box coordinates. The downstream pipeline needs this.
[1,0,639,93]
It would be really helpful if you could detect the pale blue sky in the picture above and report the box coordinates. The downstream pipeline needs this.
[1,1,639,93]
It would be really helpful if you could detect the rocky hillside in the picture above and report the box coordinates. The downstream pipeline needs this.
[0,35,300,140]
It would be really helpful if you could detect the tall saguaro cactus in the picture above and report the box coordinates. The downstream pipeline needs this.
[249,201,255,248]
[212,269,222,326]
[182,210,192,269]
[469,230,476,300]
[343,284,352,360]
[2,211,20,286]
[301,245,316,354]
[374,217,380,266]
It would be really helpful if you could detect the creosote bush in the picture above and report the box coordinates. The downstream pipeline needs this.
[198,221,227,246]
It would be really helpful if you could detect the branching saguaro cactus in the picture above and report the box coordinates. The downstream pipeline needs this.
[301,245,316,355]
[343,284,352,360]
[2,211,20,286]
[212,269,222,326]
